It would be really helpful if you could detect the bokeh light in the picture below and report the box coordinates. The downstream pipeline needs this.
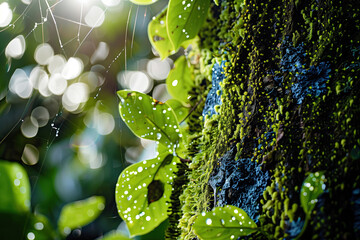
[62,83,89,112]
[62,57,84,80]
[79,71,104,92]
[31,106,50,127]
[21,144,39,166]
[48,55,66,74]
[95,112,115,135]
[5,35,26,59]
[21,117,39,138]
[0,0,172,238]
[85,6,105,28]
[21,0,32,5]
[84,104,115,136]
[0,2,12,27]
[147,58,171,80]
[79,146,105,169]
[9,68,33,99]
[152,83,171,102]
[29,66,48,90]
[90,42,109,64]
[48,73,67,95]
[34,43,54,65]
[117,71,153,93]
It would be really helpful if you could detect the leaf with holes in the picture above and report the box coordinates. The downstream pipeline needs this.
[118,90,182,150]
[148,7,175,59]
[115,153,178,237]
[193,205,258,240]
[129,0,159,5]
[300,171,326,217]
[0,161,30,214]
[166,56,193,104]
[166,99,189,123]
[166,0,210,51]
[58,196,105,236]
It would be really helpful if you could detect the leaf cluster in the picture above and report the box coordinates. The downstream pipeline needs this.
[0,161,107,239]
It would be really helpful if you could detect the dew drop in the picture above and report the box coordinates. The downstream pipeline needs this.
[34,222,44,230]
[206,218,212,225]
[27,232,35,240]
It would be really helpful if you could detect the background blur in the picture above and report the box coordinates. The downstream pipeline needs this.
[0,0,173,239]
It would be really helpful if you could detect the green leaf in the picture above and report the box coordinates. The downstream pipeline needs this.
[0,212,56,240]
[99,231,132,240]
[214,0,219,5]
[118,90,182,150]
[26,214,57,240]
[129,0,159,5]
[300,171,326,217]
[115,153,178,237]
[166,99,189,123]
[58,196,105,236]
[0,161,31,214]
[148,7,176,59]
[166,56,193,104]
[166,0,210,51]
[193,205,258,240]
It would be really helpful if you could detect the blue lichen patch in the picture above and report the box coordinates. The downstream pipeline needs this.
[290,62,331,104]
[351,188,360,237]
[202,61,227,118]
[284,217,304,239]
[208,146,270,221]
[280,39,331,104]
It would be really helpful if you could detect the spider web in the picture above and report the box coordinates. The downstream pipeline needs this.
[0,0,147,148]
[0,0,170,237]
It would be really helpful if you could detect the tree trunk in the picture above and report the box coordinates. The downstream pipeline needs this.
[169,0,360,239]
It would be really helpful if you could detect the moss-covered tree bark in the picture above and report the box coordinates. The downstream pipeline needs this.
[167,0,360,239]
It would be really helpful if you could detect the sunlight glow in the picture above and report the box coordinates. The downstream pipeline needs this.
[101,0,121,7]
